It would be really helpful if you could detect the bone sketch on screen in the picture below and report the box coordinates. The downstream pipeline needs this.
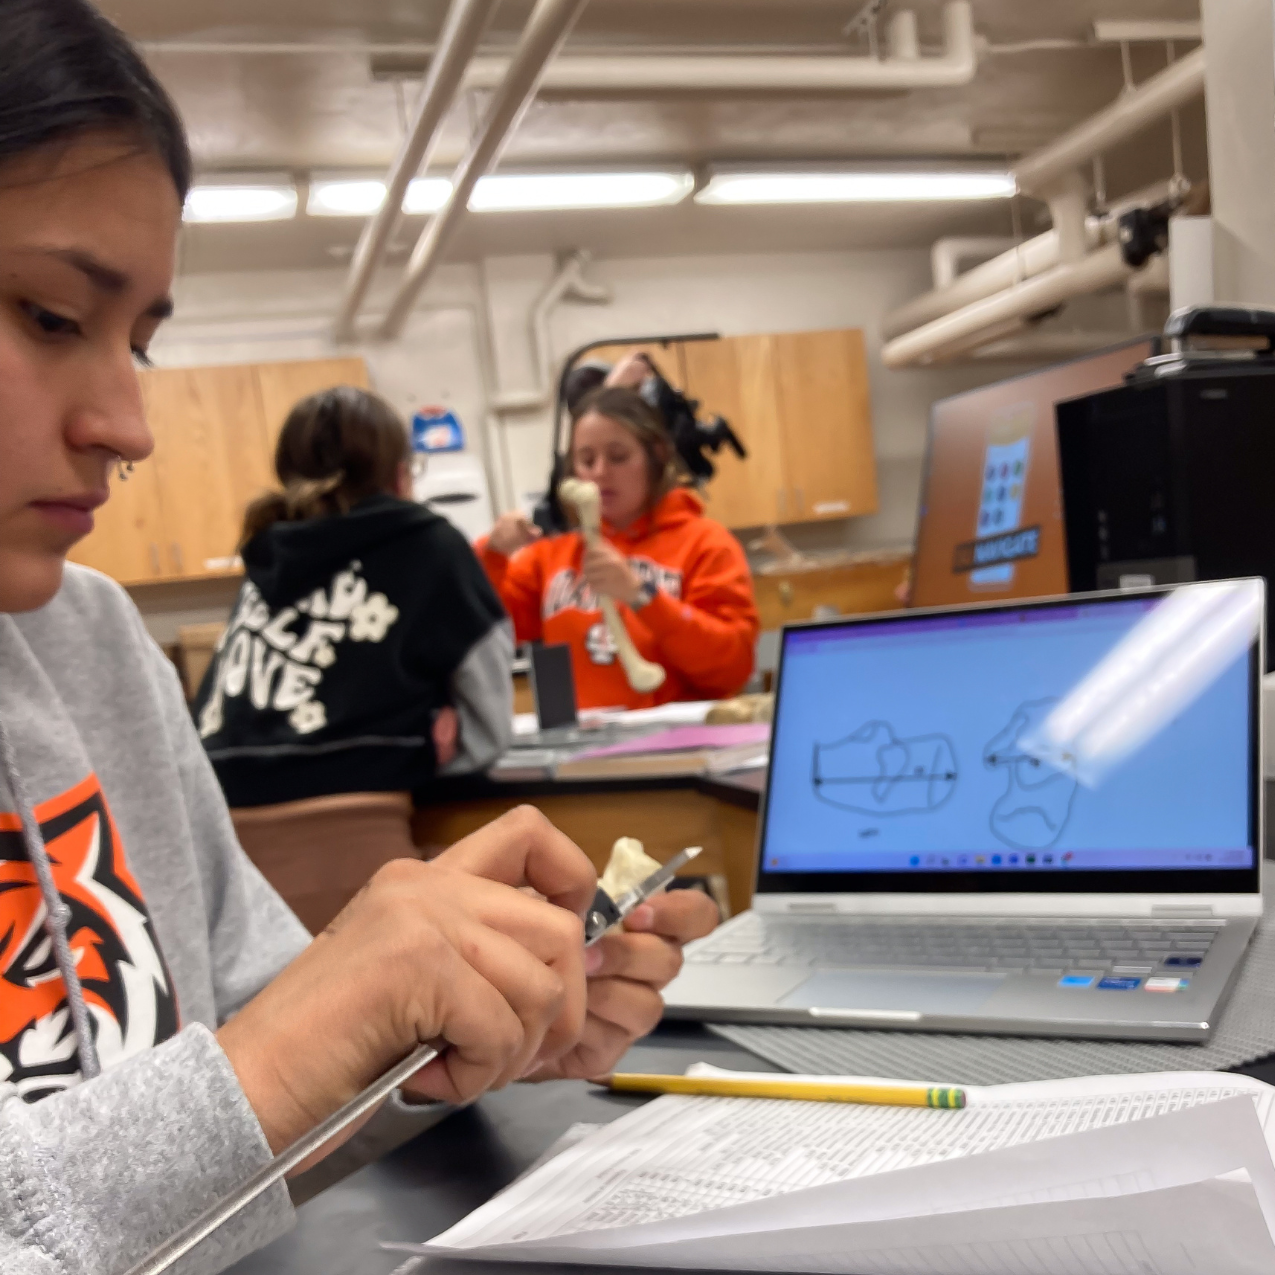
[984,699,1077,850]
[811,722,958,815]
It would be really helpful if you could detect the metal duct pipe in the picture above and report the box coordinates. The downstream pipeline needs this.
[883,179,1180,339]
[491,250,613,414]
[884,230,1071,339]
[881,242,1143,369]
[967,330,1140,362]
[885,9,920,61]
[333,0,497,341]
[1013,47,1206,196]
[930,237,1016,289]
[1048,172,1091,262]
[461,1,975,92]
[379,0,590,339]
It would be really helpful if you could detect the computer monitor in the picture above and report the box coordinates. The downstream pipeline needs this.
[910,339,1153,609]
[757,581,1263,897]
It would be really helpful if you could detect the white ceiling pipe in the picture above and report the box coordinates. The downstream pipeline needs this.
[492,250,612,414]
[886,9,920,61]
[922,315,1030,364]
[883,178,1180,339]
[884,230,1068,339]
[967,330,1144,361]
[1092,20,1202,44]
[1013,47,1205,197]
[333,0,498,342]
[1048,172,1090,263]
[461,1,975,92]
[881,242,1142,369]
[881,53,1202,345]
[379,0,591,340]
[930,237,1017,289]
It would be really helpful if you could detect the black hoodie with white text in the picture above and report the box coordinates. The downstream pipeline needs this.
[193,495,512,808]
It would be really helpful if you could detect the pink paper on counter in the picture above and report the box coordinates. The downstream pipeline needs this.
[571,723,770,760]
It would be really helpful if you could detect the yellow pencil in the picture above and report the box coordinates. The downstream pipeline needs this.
[603,1073,966,1109]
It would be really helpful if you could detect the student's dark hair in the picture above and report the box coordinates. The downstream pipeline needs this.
[562,361,609,414]
[241,387,410,546]
[567,385,682,511]
[0,0,191,199]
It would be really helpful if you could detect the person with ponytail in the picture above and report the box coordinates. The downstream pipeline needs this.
[193,385,513,806]
[0,3,717,1270]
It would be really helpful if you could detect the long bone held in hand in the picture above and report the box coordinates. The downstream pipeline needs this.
[558,478,666,694]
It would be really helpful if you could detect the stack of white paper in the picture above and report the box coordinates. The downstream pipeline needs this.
[403,1066,1275,1275]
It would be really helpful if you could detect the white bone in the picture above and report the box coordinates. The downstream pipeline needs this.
[558,478,667,694]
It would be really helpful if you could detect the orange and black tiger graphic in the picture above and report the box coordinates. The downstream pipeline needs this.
[0,774,177,1102]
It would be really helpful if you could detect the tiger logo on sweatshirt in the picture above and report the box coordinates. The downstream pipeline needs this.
[0,773,178,1102]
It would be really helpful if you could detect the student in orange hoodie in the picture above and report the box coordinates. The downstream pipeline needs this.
[477,386,760,710]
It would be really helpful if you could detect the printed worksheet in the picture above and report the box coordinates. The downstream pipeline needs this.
[407,1068,1275,1275]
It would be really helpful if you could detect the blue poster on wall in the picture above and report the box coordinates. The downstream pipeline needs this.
[411,406,465,453]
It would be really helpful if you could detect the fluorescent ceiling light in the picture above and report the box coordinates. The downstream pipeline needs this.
[404,177,453,214]
[468,171,693,212]
[308,179,387,217]
[306,171,692,218]
[184,181,297,223]
[695,171,1016,205]
[308,176,452,217]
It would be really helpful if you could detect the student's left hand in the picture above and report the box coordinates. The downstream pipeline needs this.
[582,541,644,608]
[519,889,720,1082]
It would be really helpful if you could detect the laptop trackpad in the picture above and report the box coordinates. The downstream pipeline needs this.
[780,970,1004,1016]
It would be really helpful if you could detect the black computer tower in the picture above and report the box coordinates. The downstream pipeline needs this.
[1056,361,1275,667]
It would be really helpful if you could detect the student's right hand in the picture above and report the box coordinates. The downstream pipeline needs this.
[216,807,595,1157]
[488,510,542,556]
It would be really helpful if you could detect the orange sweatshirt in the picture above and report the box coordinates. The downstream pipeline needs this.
[476,489,760,710]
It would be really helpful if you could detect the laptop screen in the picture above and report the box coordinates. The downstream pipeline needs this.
[757,582,1263,896]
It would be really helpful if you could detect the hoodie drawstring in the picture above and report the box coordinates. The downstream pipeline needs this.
[0,714,100,1082]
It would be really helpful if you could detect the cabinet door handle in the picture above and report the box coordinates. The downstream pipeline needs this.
[777,488,788,517]
[149,544,160,575]
[794,487,805,513]
[171,543,184,574]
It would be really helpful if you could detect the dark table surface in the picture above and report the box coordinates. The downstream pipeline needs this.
[226,1023,773,1275]
[226,1020,1275,1275]
[225,774,1275,1272]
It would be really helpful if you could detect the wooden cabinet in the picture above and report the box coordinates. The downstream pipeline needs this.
[770,329,877,523]
[751,552,910,631]
[571,329,877,531]
[680,334,788,528]
[143,364,264,578]
[68,356,370,585]
[66,448,167,582]
[255,357,370,448]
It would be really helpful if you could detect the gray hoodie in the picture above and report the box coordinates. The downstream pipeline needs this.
[0,565,311,1274]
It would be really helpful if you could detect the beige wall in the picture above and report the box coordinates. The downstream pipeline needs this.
[136,247,1102,640]
[1202,0,1275,304]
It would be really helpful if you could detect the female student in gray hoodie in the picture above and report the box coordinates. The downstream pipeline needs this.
[0,3,717,1272]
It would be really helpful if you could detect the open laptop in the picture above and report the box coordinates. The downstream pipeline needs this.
[665,580,1265,1041]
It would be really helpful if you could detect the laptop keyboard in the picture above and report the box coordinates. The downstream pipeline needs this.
[687,914,1222,978]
